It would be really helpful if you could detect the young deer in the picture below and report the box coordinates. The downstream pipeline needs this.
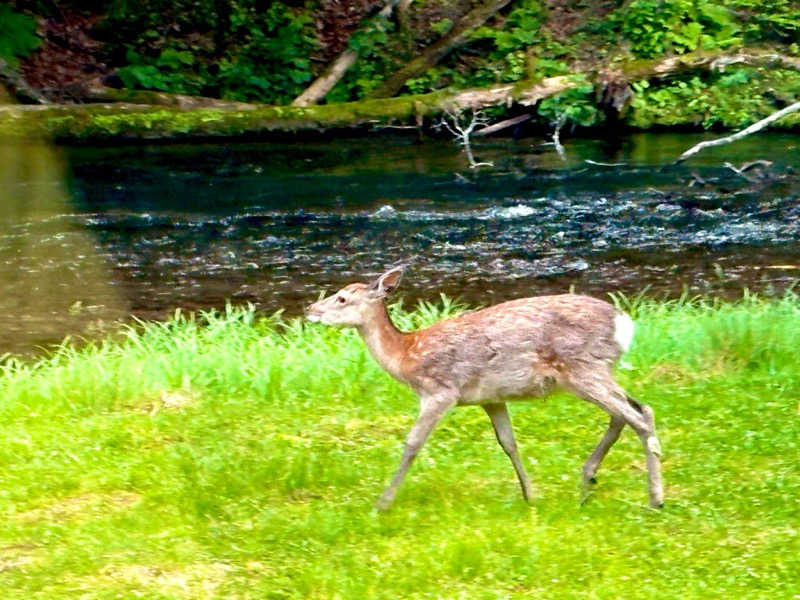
[306,266,664,509]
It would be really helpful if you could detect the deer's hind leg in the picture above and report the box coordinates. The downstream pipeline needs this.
[565,368,664,508]
[483,403,534,503]
[582,416,625,486]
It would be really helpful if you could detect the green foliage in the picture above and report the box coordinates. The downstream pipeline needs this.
[404,0,550,95]
[117,48,201,94]
[537,81,604,127]
[104,1,316,103]
[0,5,40,67]
[608,0,800,58]
[216,4,315,103]
[726,0,800,43]
[630,67,800,128]
[613,0,742,58]
[466,0,548,85]
[103,0,218,44]
[327,14,398,102]
[1,296,800,597]
[429,18,454,37]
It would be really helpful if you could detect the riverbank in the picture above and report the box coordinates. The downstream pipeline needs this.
[3,52,800,143]
[1,295,798,598]
[4,1,800,143]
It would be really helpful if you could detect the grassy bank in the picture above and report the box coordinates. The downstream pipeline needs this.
[1,295,799,598]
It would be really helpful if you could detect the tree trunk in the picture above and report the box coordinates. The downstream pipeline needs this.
[0,76,575,141]
[368,0,513,99]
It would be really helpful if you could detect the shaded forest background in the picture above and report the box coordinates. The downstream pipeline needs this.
[1,0,799,132]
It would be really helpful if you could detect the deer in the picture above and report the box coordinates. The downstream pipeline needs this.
[305,266,664,510]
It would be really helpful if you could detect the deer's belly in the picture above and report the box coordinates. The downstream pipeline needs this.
[457,368,557,405]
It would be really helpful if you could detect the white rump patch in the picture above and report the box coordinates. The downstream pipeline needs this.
[614,312,635,354]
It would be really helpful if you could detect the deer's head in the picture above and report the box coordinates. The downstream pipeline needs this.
[306,266,404,328]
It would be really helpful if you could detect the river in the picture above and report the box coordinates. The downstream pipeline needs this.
[2,131,798,353]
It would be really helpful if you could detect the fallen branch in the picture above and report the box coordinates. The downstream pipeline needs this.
[675,101,800,163]
[0,58,48,105]
[473,113,530,136]
[291,50,360,107]
[0,76,575,141]
[723,162,760,183]
[737,159,774,172]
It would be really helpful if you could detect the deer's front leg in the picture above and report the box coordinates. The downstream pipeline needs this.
[376,394,455,511]
[483,403,534,503]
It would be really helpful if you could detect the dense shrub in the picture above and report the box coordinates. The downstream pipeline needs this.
[0,5,41,67]
[630,67,800,128]
[103,0,317,103]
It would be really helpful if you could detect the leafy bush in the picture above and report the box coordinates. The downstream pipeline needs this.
[615,0,742,58]
[117,48,202,94]
[108,1,317,103]
[215,3,316,103]
[327,13,398,102]
[537,81,604,128]
[726,0,800,43]
[0,5,40,67]
[464,0,548,85]
[404,0,549,95]
[630,67,800,128]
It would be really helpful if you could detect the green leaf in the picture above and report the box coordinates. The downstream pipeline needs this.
[0,5,40,65]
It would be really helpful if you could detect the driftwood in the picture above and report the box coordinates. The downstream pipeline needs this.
[675,101,800,163]
[368,0,513,99]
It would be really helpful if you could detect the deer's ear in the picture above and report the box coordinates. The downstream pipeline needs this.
[368,266,405,298]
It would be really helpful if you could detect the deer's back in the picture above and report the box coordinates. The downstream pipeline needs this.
[401,294,624,402]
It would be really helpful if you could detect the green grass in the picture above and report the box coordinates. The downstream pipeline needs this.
[1,294,799,599]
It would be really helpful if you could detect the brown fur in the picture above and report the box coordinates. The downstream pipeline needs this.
[306,267,664,509]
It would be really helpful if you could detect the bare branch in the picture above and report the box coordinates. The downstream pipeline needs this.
[436,108,494,169]
[474,114,531,137]
[552,114,567,161]
[675,101,800,163]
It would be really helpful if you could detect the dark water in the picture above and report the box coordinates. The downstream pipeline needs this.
[2,132,799,353]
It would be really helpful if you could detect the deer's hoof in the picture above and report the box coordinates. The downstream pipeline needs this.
[375,494,395,512]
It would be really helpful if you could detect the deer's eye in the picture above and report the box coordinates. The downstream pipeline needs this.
[337,296,346,304]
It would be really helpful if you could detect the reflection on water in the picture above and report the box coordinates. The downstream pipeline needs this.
[2,132,800,353]
[0,140,128,353]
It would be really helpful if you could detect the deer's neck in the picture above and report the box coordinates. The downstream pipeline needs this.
[357,303,410,382]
